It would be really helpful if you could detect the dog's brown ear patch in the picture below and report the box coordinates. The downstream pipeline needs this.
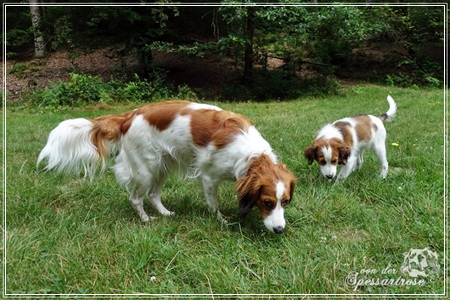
[236,173,261,218]
[304,146,317,165]
[236,155,275,218]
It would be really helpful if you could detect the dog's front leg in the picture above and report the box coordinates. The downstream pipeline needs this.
[200,175,228,223]
[336,155,357,183]
[129,189,152,222]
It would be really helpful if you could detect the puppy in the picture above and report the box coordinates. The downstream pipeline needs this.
[304,95,397,182]
[37,100,296,234]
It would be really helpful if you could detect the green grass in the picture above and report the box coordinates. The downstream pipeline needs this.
[4,85,446,296]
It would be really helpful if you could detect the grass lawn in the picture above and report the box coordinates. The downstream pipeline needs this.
[4,85,446,296]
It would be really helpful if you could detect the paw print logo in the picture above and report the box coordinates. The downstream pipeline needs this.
[400,248,440,278]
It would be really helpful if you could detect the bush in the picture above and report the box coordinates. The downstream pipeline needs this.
[110,75,172,102]
[385,56,443,88]
[8,63,28,79]
[31,73,110,107]
[30,72,197,109]
[220,70,341,101]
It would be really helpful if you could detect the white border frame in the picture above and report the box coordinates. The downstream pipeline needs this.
[2,2,448,298]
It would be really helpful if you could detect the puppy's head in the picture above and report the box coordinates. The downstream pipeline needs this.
[304,138,351,179]
[236,154,296,234]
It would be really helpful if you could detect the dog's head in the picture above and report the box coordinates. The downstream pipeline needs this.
[304,137,351,179]
[236,154,296,234]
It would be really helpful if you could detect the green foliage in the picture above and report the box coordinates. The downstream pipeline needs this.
[379,6,444,88]
[221,70,341,101]
[217,4,443,88]
[219,5,389,68]
[8,62,28,79]
[386,56,443,88]
[48,15,75,51]
[110,72,174,103]
[4,6,34,55]
[5,28,34,53]
[146,41,215,58]
[14,5,178,75]
[29,72,197,109]
[111,78,158,103]
[6,4,444,90]
[30,73,110,108]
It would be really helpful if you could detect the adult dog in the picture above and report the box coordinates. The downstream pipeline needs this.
[304,95,397,182]
[38,100,296,234]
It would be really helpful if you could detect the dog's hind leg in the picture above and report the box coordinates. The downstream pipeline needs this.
[373,144,388,179]
[129,173,173,221]
[148,174,174,217]
[115,152,152,222]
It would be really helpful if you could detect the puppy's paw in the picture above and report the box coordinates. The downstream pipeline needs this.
[163,211,175,217]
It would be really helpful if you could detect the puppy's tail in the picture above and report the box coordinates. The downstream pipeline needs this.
[37,112,132,179]
[380,95,397,122]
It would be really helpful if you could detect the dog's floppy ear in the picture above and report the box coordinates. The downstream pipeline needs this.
[338,146,351,165]
[236,173,261,218]
[304,146,317,165]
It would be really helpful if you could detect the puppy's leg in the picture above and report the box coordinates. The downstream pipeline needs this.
[373,144,388,178]
[200,175,227,223]
[356,149,365,170]
[148,174,174,216]
[336,155,357,183]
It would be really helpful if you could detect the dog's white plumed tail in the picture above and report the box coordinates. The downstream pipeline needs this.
[381,95,397,122]
[37,118,101,178]
[37,114,127,179]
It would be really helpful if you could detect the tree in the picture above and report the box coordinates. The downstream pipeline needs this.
[243,6,256,83]
[29,0,45,57]
[218,5,394,77]
[5,3,444,91]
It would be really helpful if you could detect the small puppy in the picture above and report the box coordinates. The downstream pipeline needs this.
[304,95,397,182]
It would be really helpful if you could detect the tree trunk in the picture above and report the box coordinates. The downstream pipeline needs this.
[29,0,45,58]
[243,6,255,83]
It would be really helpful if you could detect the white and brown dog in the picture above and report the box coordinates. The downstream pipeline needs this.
[37,100,296,234]
[304,95,397,182]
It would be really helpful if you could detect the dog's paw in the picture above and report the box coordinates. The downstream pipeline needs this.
[217,211,229,224]
[333,177,345,185]
[162,211,175,217]
[140,214,153,222]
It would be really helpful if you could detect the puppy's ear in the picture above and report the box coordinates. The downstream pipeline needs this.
[289,178,296,201]
[338,146,351,165]
[304,146,317,165]
[236,173,261,218]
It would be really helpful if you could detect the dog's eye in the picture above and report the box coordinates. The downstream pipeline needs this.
[263,200,274,209]
[331,159,338,164]
[318,159,326,166]
[282,199,291,207]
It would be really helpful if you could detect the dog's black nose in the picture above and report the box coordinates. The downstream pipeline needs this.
[326,174,334,179]
[273,226,284,234]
